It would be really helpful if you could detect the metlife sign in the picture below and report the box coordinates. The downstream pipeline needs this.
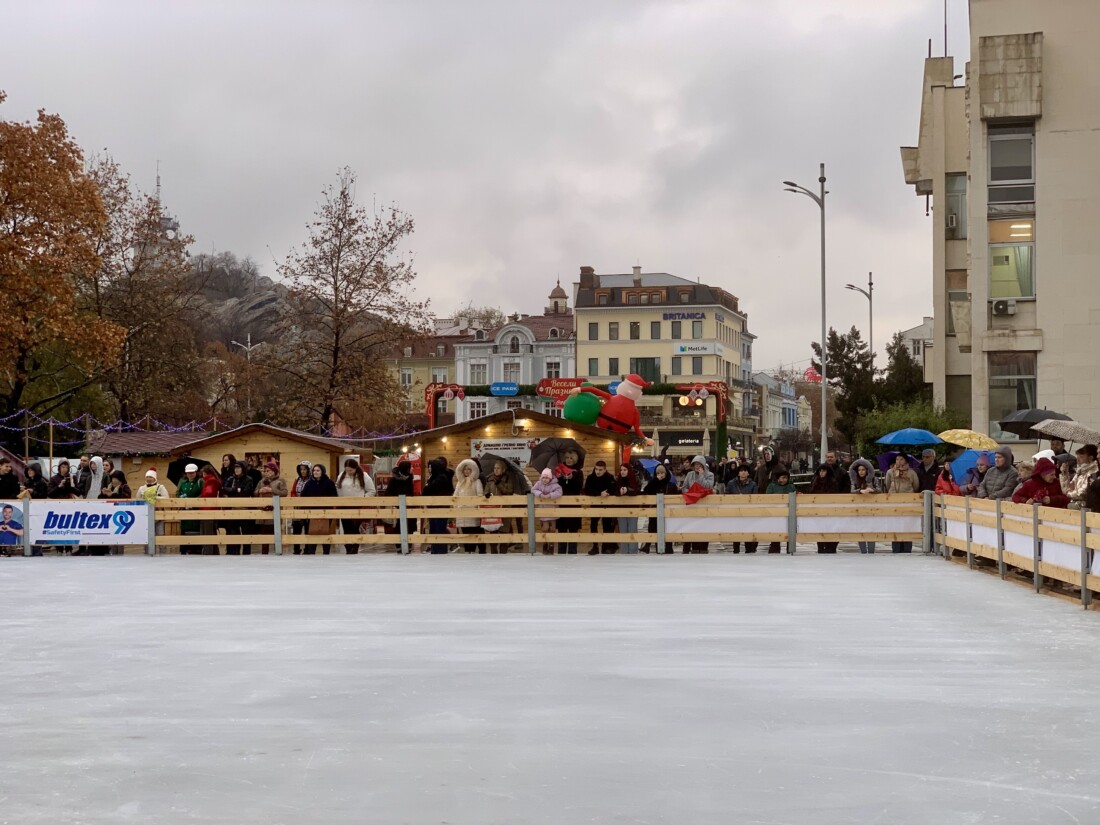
[29,500,148,546]
[673,342,724,356]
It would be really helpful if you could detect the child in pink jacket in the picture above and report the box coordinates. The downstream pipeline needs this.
[531,468,563,555]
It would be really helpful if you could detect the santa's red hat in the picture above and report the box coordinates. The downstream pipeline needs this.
[624,373,651,388]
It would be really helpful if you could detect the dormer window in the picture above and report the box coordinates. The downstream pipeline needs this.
[474,330,485,341]
[509,335,520,353]
[403,346,412,357]
[549,328,559,339]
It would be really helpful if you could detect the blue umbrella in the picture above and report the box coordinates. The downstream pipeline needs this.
[947,449,993,485]
[876,428,944,446]
[638,458,660,473]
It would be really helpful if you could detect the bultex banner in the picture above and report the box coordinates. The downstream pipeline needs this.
[27,500,148,546]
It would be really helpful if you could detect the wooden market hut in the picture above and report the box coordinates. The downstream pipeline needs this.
[401,409,635,484]
[87,423,373,493]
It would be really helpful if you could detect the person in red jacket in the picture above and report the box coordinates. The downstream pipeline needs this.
[1011,457,1069,508]
[198,464,222,555]
[935,461,961,496]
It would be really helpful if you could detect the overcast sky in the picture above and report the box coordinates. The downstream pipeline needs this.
[5,0,971,374]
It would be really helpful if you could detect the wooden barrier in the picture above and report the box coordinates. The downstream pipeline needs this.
[147,493,926,555]
[935,494,1097,607]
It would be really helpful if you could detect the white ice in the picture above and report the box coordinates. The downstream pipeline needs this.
[2,554,1099,824]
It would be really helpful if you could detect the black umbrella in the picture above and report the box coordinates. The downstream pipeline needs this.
[997,408,1072,439]
[167,455,202,485]
[528,437,586,473]
[478,453,531,494]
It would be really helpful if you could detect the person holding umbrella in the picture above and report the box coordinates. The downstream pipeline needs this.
[483,458,519,553]
[555,448,584,555]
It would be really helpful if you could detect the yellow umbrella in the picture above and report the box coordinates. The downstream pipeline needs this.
[938,429,999,450]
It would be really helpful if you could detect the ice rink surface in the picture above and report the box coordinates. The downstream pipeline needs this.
[3,553,1100,824]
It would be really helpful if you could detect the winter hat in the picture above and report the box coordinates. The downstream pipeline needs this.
[1033,457,1056,477]
[145,468,158,481]
[184,463,198,474]
[540,468,553,482]
[265,461,279,474]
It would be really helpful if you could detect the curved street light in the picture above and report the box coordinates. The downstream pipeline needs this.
[845,272,874,363]
[783,163,828,461]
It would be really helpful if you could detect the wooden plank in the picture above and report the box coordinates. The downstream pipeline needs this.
[665,533,788,542]
[1086,533,1100,552]
[969,512,998,529]
[1036,507,1084,526]
[999,518,1036,538]
[943,535,968,551]
[795,505,922,517]
[966,498,997,513]
[663,506,790,518]
[157,511,278,521]
[1087,512,1100,529]
[999,501,1035,517]
[1037,523,1081,545]
[1038,560,1081,587]
[1086,573,1100,593]
[796,533,921,542]
[796,493,922,504]
[970,542,998,561]
[1002,550,1034,572]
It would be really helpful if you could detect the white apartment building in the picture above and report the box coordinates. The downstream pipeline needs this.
[902,0,1100,439]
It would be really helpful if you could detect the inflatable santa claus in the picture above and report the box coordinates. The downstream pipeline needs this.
[568,373,652,441]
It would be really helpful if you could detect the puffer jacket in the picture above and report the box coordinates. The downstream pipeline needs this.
[848,458,877,493]
[977,446,1017,500]
[1012,457,1069,507]
[679,455,715,492]
[452,459,483,528]
[1067,460,1098,503]
[884,466,919,494]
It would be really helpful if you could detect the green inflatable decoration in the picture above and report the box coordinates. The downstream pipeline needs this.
[563,383,601,426]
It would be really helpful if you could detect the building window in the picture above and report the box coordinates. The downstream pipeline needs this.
[671,357,682,376]
[509,335,520,354]
[946,173,967,239]
[640,293,649,304]
[545,360,561,379]
[430,367,448,383]
[608,357,619,376]
[629,321,640,340]
[474,329,485,341]
[692,320,703,339]
[691,356,703,375]
[628,293,638,305]
[671,321,682,339]
[629,357,660,384]
[988,126,1034,204]
[400,368,412,389]
[506,400,523,410]
[608,322,619,341]
[544,402,562,417]
[598,293,609,306]
[650,321,660,340]
[469,363,487,384]
[503,362,521,383]
[588,322,598,340]
[945,270,967,336]
[988,352,1036,440]
[989,219,1034,298]
[549,328,559,339]
[679,291,690,303]
[469,401,488,419]
[588,358,598,376]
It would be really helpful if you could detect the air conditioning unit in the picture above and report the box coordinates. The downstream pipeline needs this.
[946,213,958,229]
[992,299,1017,317]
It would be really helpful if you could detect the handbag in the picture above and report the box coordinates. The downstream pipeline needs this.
[308,518,332,535]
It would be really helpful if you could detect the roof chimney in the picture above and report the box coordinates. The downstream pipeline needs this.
[632,265,642,286]
[579,265,595,289]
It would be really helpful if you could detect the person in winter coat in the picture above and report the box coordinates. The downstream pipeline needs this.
[47,460,77,500]
[198,465,221,555]
[960,453,991,496]
[220,454,237,487]
[103,470,131,500]
[614,462,640,554]
[935,462,961,497]
[915,449,941,493]
[726,464,758,554]
[555,449,584,555]
[1012,460,1034,496]
[0,457,20,499]
[254,461,289,554]
[755,446,784,496]
[423,457,454,554]
[175,463,204,553]
[335,458,374,554]
[482,459,518,552]
[1067,445,1099,509]
[809,464,840,553]
[531,468,563,555]
[766,468,797,554]
[21,462,49,501]
[642,463,677,554]
[977,446,1017,501]
[884,454,919,553]
[73,454,93,498]
[301,463,337,554]
[452,458,484,552]
[386,460,417,546]
[135,468,170,552]
[584,460,618,554]
[220,460,255,555]
[679,455,715,554]
[289,461,312,554]
[1012,457,1069,508]
[825,451,851,493]
[849,458,878,554]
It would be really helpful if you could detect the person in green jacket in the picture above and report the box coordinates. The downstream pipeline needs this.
[176,463,203,554]
[765,468,797,554]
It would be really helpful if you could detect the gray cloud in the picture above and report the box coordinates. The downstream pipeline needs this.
[4,0,971,373]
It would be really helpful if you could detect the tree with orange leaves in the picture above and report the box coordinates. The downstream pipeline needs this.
[0,91,124,419]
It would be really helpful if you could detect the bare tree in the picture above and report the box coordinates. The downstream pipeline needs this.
[271,168,432,431]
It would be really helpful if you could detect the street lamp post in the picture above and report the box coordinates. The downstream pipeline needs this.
[230,332,263,414]
[845,271,874,362]
[783,163,829,461]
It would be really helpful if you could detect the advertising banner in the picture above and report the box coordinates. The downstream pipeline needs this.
[470,437,540,469]
[535,377,586,400]
[27,500,148,546]
[0,500,25,551]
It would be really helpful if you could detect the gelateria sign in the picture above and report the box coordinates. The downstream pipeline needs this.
[28,500,148,546]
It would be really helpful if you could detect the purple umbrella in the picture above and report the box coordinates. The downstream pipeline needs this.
[877,451,920,473]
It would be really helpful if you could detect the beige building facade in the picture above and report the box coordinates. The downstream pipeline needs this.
[902,0,1100,439]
